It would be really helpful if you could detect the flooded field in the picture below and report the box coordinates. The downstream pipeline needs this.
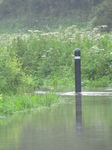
[0,93,112,150]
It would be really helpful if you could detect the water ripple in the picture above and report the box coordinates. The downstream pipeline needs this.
[34,91,112,96]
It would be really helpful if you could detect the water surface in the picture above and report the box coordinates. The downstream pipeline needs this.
[0,94,112,150]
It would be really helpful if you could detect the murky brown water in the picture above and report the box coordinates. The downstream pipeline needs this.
[0,93,112,150]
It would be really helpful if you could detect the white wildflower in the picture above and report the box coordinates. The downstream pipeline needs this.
[41,33,49,36]
[41,55,46,58]
[92,45,99,50]
[100,49,105,51]
[93,28,99,32]
[101,25,108,28]
[34,30,41,33]
[28,30,33,33]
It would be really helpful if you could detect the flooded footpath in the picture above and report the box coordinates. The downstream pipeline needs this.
[0,91,112,150]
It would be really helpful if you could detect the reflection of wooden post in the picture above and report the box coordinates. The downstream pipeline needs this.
[76,94,82,136]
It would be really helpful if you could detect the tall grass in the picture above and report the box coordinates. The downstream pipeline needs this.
[0,93,59,115]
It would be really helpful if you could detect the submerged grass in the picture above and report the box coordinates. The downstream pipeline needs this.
[0,93,60,116]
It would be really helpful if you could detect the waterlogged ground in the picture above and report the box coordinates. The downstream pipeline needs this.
[0,93,112,150]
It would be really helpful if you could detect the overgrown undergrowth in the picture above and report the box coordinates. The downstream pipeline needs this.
[1,26,112,93]
[0,26,112,115]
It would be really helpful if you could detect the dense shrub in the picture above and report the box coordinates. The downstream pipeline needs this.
[92,1,112,31]
[1,0,112,32]
[0,45,32,94]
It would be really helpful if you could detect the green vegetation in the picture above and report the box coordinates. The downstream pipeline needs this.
[0,26,112,93]
[0,0,112,32]
[0,26,112,115]
[0,93,59,116]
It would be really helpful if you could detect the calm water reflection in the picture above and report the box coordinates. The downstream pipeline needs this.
[0,95,112,150]
[76,95,82,136]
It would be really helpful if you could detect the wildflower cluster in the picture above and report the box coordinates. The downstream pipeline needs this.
[0,26,112,94]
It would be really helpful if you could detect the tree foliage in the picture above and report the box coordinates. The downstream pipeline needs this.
[0,0,111,31]
[92,1,112,31]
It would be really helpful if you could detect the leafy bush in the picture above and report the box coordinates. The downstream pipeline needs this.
[0,45,33,94]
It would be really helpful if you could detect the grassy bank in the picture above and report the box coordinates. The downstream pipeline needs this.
[0,93,60,116]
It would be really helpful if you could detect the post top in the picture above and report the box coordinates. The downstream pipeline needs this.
[74,48,80,56]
